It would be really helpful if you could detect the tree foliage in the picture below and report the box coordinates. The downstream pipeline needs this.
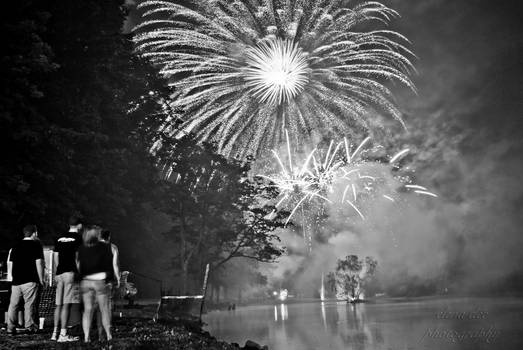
[156,136,285,293]
[1,1,286,296]
[0,0,169,251]
[330,255,378,301]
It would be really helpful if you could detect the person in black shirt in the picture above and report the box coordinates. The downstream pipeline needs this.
[7,225,45,335]
[77,225,113,343]
[51,216,82,342]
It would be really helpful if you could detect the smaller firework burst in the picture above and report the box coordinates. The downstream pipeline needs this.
[260,132,437,225]
[258,130,331,225]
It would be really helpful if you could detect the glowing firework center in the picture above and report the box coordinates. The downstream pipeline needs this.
[244,39,309,105]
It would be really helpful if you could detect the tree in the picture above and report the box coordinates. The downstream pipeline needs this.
[325,272,337,298]
[208,175,286,269]
[334,255,378,301]
[0,0,171,250]
[0,2,58,244]
[156,136,285,293]
[209,258,268,304]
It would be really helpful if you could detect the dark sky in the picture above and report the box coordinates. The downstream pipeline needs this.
[127,0,523,144]
[127,0,523,179]
[127,0,523,291]
[295,0,523,294]
[390,0,522,133]
[366,0,523,291]
[379,0,523,207]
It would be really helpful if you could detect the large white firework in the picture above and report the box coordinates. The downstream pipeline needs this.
[134,0,416,159]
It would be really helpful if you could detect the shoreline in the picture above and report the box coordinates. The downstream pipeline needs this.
[0,303,267,350]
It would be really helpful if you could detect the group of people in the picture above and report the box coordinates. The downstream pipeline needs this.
[6,216,120,343]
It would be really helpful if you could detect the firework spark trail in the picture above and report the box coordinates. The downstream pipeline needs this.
[389,148,410,164]
[413,190,438,198]
[134,0,416,159]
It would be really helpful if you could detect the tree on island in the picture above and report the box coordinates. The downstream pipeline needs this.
[331,255,378,302]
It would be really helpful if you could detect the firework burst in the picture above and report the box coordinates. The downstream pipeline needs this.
[258,130,331,225]
[134,0,416,159]
[261,133,436,225]
[244,39,309,104]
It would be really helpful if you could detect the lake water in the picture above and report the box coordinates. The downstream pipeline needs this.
[204,297,523,350]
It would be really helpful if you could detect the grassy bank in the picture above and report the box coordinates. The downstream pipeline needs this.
[0,304,259,350]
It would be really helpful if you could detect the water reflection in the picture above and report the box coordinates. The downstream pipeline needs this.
[205,298,523,350]
[340,303,384,350]
[320,302,327,330]
[274,303,288,321]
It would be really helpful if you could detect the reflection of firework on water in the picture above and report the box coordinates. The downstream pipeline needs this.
[260,132,437,225]
[134,0,415,159]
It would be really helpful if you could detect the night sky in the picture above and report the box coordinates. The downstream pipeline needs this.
[127,0,523,292]
[391,0,522,137]
[367,0,523,291]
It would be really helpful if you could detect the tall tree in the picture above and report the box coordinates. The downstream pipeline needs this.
[0,0,170,254]
[157,136,285,293]
[0,2,58,244]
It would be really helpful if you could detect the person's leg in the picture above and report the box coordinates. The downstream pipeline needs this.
[20,282,39,330]
[95,301,104,340]
[59,304,70,334]
[96,282,112,340]
[53,305,62,334]
[95,281,112,341]
[53,274,65,339]
[18,310,24,327]
[81,280,95,342]
[34,284,41,323]
[67,281,81,333]
[7,285,22,333]
[56,273,74,338]
[107,283,113,324]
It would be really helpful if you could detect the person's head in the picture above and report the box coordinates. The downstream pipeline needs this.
[23,225,38,239]
[82,225,101,246]
[100,229,111,242]
[68,215,83,231]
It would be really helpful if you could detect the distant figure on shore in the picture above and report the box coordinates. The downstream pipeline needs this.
[51,215,82,342]
[119,271,137,306]
[77,225,113,343]
[6,225,45,335]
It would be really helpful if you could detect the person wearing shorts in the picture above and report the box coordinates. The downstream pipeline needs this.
[55,272,80,305]
[51,216,82,342]
[77,225,113,343]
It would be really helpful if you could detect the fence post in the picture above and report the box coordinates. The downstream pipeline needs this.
[199,264,210,322]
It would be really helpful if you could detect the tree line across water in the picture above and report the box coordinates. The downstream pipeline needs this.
[1,0,285,295]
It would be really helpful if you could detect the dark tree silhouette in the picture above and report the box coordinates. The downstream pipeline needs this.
[156,136,285,293]
[0,0,170,248]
